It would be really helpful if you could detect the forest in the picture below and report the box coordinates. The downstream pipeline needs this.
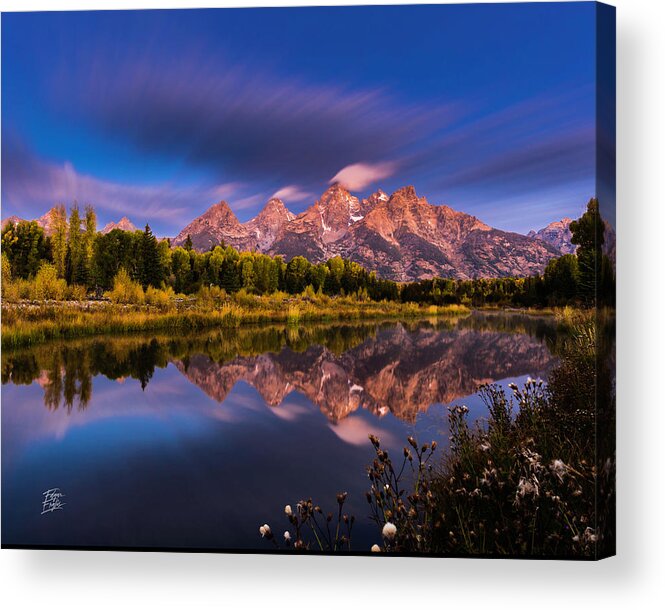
[1,199,614,309]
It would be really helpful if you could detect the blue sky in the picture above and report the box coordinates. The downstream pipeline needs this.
[1,3,612,235]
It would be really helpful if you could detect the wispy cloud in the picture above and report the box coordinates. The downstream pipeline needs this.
[330,161,397,191]
[272,185,314,203]
[1,138,241,232]
[327,416,398,447]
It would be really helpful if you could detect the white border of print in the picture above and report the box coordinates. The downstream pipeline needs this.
[0,1,663,609]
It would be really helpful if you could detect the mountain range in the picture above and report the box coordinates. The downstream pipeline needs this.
[2,184,613,281]
[171,184,567,281]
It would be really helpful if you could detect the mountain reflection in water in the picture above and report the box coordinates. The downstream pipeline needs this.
[2,313,558,423]
[2,312,563,550]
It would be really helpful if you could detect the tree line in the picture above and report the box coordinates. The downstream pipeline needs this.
[1,199,614,307]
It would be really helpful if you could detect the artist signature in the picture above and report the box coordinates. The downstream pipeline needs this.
[41,488,66,514]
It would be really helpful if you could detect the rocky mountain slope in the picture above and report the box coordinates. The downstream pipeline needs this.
[528,218,576,255]
[172,200,254,251]
[33,208,60,236]
[173,184,560,280]
[101,216,138,234]
[244,197,295,251]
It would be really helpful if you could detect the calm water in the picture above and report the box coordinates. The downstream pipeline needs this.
[2,312,560,551]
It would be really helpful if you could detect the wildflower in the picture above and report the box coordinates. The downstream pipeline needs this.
[382,522,397,540]
[550,459,567,480]
[259,524,272,538]
[515,476,540,502]
[371,544,381,553]
[284,531,291,541]
[521,447,542,469]
[480,442,491,452]
[284,504,293,516]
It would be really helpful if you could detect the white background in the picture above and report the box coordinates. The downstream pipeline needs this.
[0,0,663,607]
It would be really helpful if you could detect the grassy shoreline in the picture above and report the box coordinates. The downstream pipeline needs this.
[1,296,471,350]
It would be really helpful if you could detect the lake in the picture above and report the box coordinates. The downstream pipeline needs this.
[1,312,561,551]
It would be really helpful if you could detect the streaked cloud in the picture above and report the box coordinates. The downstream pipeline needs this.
[55,54,448,191]
[2,139,240,231]
[330,161,397,192]
[327,416,398,447]
[272,185,314,203]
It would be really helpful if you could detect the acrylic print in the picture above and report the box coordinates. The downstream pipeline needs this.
[1,2,616,558]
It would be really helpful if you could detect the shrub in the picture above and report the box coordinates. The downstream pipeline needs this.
[67,284,88,301]
[301,285,317,301]
[1,253,11,284]
[145,286,174,308]
[2,280,20,302]
[107,268,144,304]
[234,288,257,308]
[16,278,33,300]
[33,263,67,301]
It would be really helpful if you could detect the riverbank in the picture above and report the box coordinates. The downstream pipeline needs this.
[1,294,471,349]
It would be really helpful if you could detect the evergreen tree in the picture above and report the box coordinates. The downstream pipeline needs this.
[220,256,241,293]
[543,254,580,304]
[184,234,193,252]
[139,224,163,288]
[570,198,605,305]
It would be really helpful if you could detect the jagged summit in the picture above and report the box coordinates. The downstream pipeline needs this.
[246,198,295,251]
[102,216,138,234]
[262,184,558,280]
[172,200,246,251]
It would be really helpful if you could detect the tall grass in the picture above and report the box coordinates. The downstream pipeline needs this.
[286,304,301,326]
[1,297,471,349]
